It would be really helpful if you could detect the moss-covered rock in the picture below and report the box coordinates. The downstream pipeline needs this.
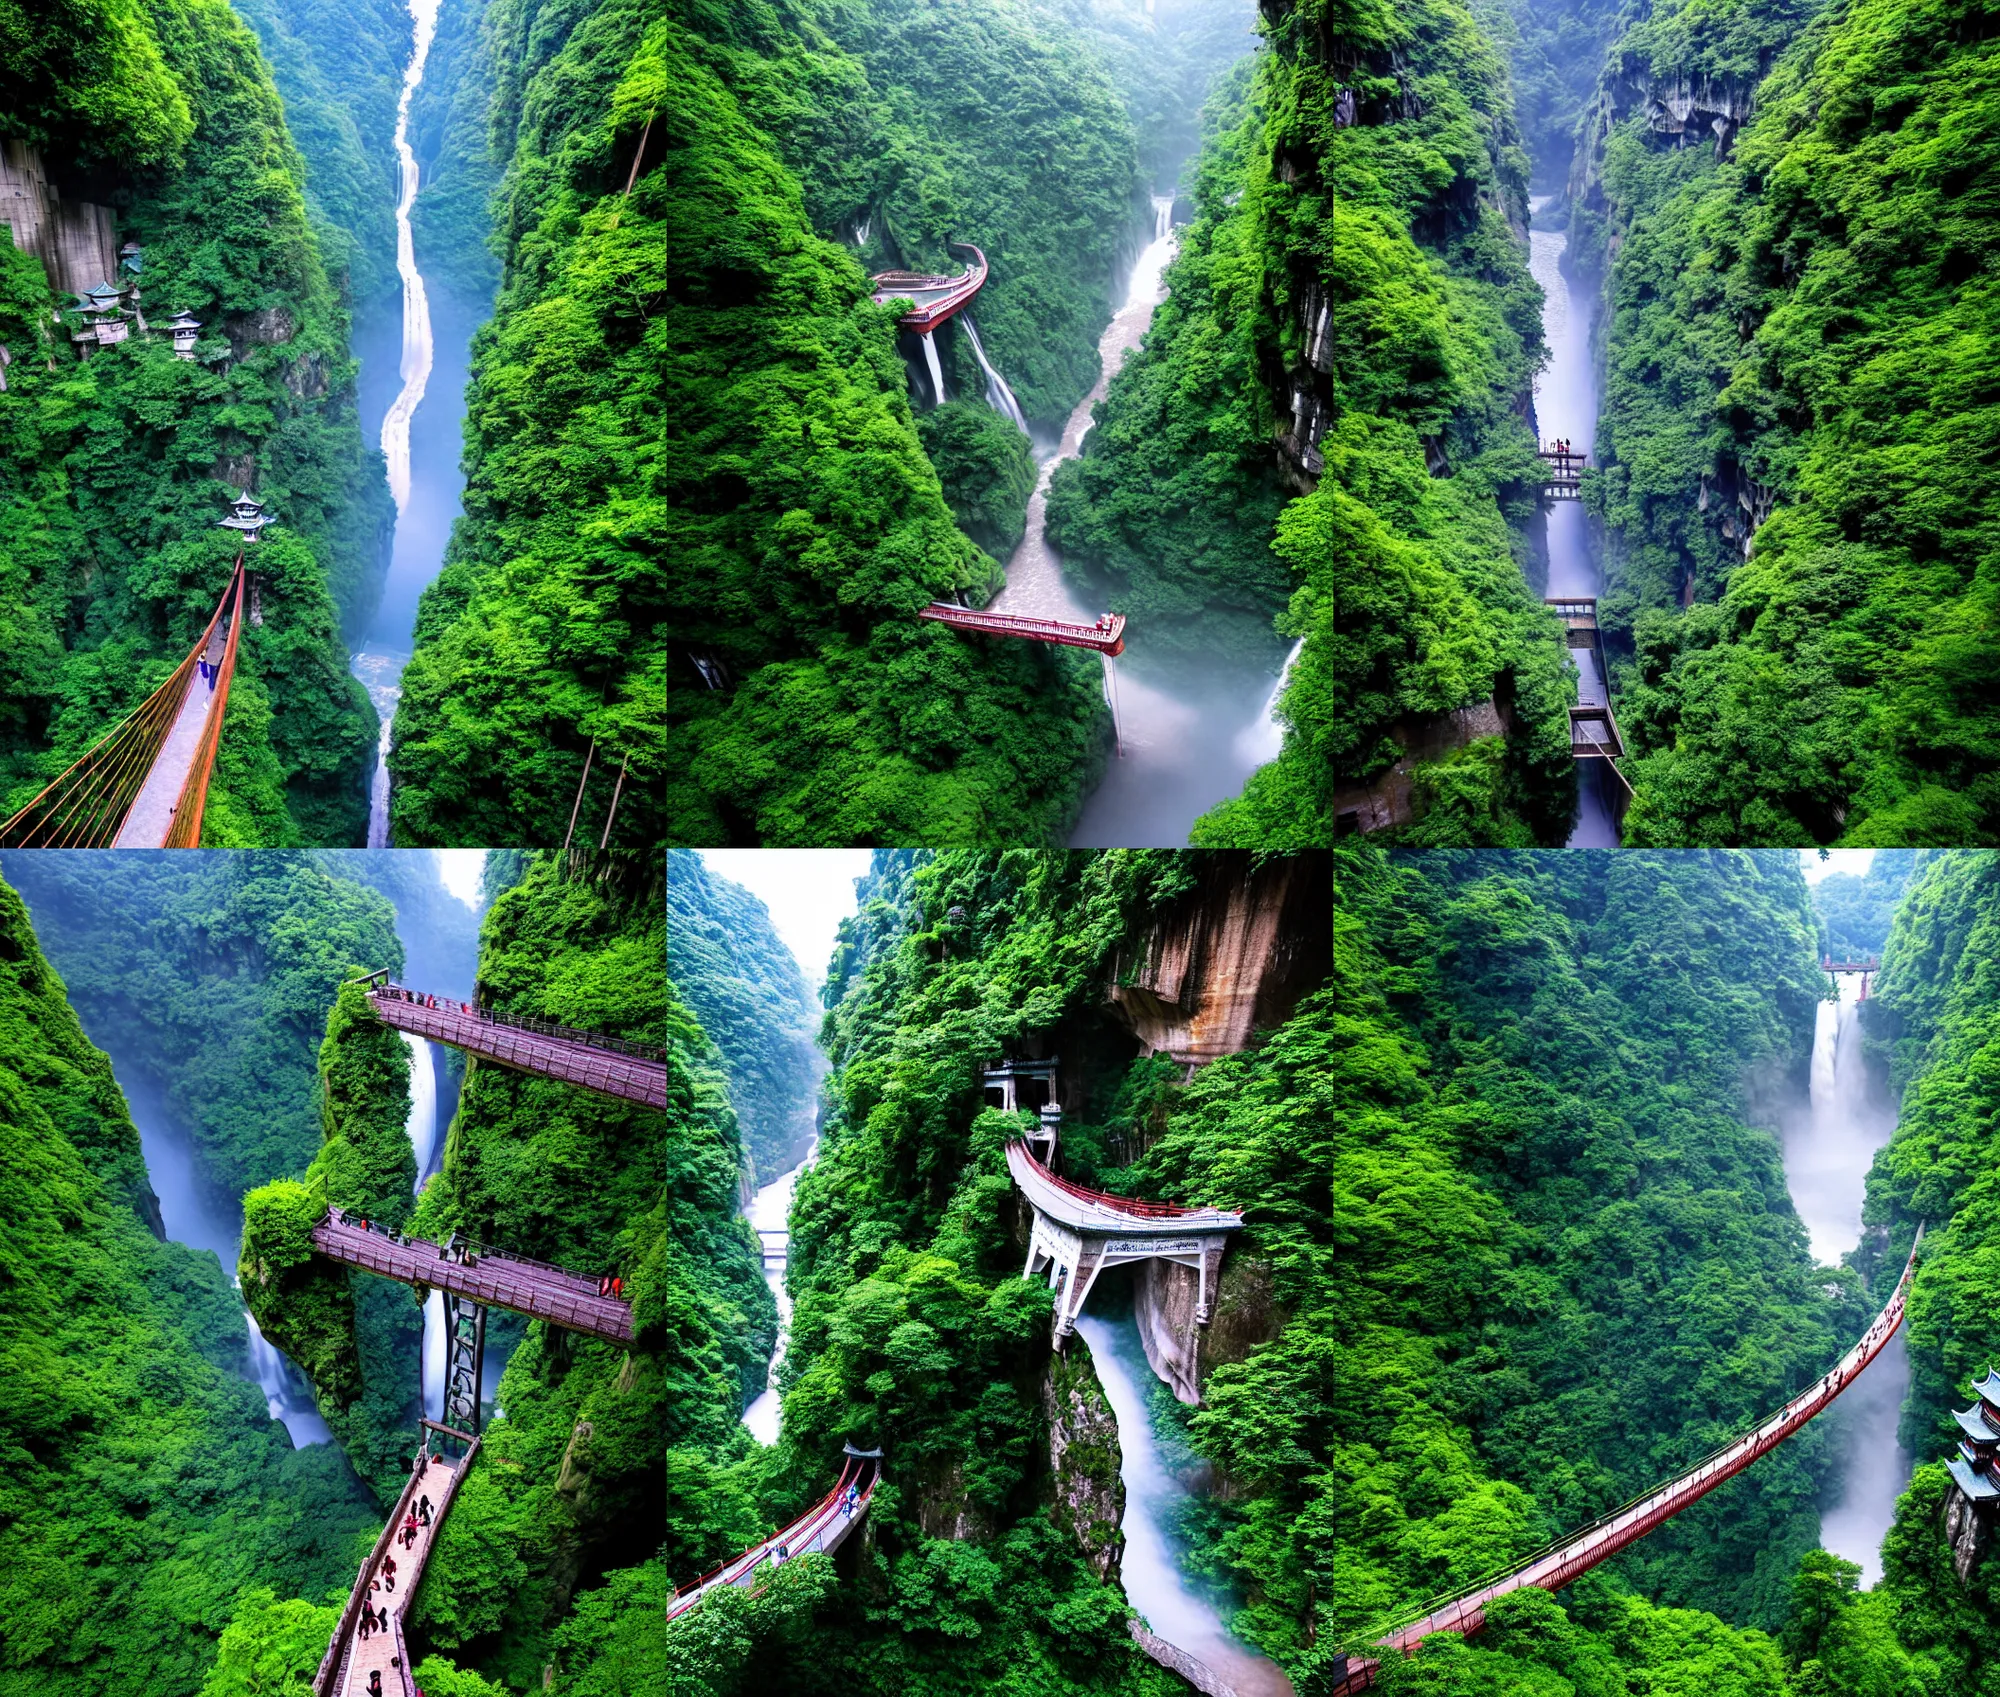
[239,1175,363,1408]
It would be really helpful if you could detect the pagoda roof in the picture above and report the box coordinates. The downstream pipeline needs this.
[1971,1367,2000,1404]
[1953,1404,1999,1443]
[1949,1455,2000,1503]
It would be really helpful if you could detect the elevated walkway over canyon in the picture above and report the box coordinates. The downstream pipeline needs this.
[310,1211,636,1345]
[870,243,986,334]
[1546,598,1632,777]
[667,1448,883,1621]
[0,563,244,847]
[356,974,669,1110]
[1539,443,1585,500]
[1324,1231,1924,1693]
[919,602,1127,656]
[315,1438,478,1697]
[1008,1142,1242,1354]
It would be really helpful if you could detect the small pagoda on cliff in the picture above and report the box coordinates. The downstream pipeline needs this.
[1949,1369,2000,1504]
[218,488,273,543]
[69,281,130,354]
[166,311,202,360]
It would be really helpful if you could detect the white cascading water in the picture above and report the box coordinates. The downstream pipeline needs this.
[922,331,947,409]
[741,1144,818,1444]
[381,0,440,513]
[1077,1312,1294,1697]
[401,1033,448,1420]
[960,315,1029,433]
[1234,637,1304,768]
[1528,195,1618,847]
[1783,972,1909,1583]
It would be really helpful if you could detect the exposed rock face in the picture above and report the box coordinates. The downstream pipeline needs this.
[914,1458,992,1542]
[1947,1482,1990,1584]
[1136,1251,1283,1407]
[285,350,329,399]
[1044,1343,1125,1579]
[1107,853,1331,1061]
[224,307,298,360]
[1323,699,1512,835]
[0,141,120,295]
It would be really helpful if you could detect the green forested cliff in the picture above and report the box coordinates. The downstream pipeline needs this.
[0,871,374,1693]
[666,849,822,1182]
[1044,0,1577,846]
[0,0,385,845]
[606,848,1854,1695]
[230,853,779,1690]
[0,849,402,1197]
[1571,0,2000,846]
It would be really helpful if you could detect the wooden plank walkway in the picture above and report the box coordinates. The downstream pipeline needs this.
[311,1213,635,1344]
[364,986,668,1111]
[315,1441,476,1697]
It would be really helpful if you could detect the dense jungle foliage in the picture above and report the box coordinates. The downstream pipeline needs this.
[1577,0,2000,845]
[0,870,375,1694]
[666,849,822,1183]
[230,0,409,306]
[573,846,1890,1697]
[0,848,402,1198]
[229,852,784,1692]
[0,0,386,844]
[1044,0,1577,846]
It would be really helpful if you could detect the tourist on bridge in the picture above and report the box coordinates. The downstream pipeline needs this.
[382,1555,397,1591]
[369,1672,383,1697]
[418,1494,433,1526]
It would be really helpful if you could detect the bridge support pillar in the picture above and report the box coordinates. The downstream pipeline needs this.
[442,1287,486,1447]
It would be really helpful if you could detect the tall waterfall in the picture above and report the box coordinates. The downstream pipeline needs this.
[381,0,441,512]
[1784,973,1909,1582]
[922,332,947,409]
[1077,1312,1294,1697]
[1233,637,1304,768]
[404,1032,446,1421]
[961,315,1029,433]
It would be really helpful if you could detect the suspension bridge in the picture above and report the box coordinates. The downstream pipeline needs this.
[667,1447,884,1621]
[870,242,987,334]
[0,560,245,847]
[355,973,670,1110]
[309,1210,636,1344]
[920,603,1127,656]
[1322,1230,1923,1693]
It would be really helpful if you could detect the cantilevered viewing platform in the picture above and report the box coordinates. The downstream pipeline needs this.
[869,242,987,334]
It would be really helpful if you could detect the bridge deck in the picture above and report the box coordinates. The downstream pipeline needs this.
[316,1443,474,1697]
[870,243,986,333]
[920,603,1127,656]
[365,988,668,1110]
[1327,1233,1922,1693]
[113,667,216,846]
[1005,1142,1242,1235]
[667,1455,879,1621]
[311,1213,635,1344]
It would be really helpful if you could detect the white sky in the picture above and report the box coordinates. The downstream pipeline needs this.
[697,850,873,986]
[435,849,486,910]
[1799,849,1875,885]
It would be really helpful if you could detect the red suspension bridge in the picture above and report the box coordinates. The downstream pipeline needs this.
[0,560,245,847]
[356,973,670,1110]
[1324,1230,1924,1693]
[667,1447,884,1621]
[870,242,987,334]
[919,602,1127,656]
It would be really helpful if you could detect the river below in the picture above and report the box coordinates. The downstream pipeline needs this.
[1783,971,1911,1583]
[1530,198,1620,846]
[742,1146,816,1443]
[1077,1311,1294,1696]
[990,196,1290,847]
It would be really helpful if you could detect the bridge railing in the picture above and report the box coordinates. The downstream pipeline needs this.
[668,1450,882,1619]
[164,564,246,848]
[1008,1142,1209,1219]
[1331,1230,1924,1686]
[0,559,242,847]
[364,981,667,1063]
